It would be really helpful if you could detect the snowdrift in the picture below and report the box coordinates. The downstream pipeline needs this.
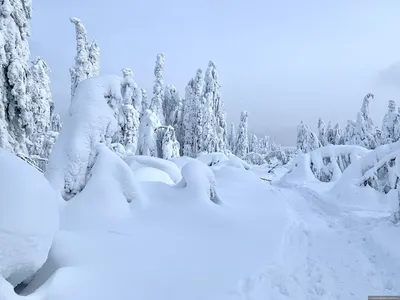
[0,149,59,287]
[282,145,369,184]
[60,145,146,230]
[45,75,124,200]
[125,154,182,184]
[197,152,251,170]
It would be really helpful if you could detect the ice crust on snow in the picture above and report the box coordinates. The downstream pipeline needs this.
[0,149,59,287]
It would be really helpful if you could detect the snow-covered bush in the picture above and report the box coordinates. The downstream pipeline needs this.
[283,145,369,183]
[0,149,59,287]
[197,152,228,166]
[244,152,266,165]
[178,160,221,205]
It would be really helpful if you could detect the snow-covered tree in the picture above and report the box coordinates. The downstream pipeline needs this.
[182,79,195,157]
[161,125,180,159]
[137,109,161,157]
[150,53,165,122]
[227,123,236,152]
[317,118,327,146]
[141,88,148,117]
[191,69,205,154]
[297,121,319,153]
[204,61,227,152]
[69,17,100,99]
[164,84,182,128]
[343,120,357,145]
[382,100,398,145]
[326,121,335,145]
[201,91,217,153]
[249,133,260,153]
[235,111,249,158]
[0,0,34,155]
[333,122,342,145]
[121,68,142,112]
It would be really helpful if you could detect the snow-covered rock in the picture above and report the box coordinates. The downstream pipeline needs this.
[0,149,59,287]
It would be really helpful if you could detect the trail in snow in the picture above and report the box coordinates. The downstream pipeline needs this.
[236,179,400,300]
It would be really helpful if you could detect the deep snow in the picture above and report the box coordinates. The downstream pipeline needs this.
[4,152,396,300]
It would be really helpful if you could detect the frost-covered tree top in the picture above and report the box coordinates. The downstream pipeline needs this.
[69,17,100,99]
[235,111,249,158]
[150,53,165,122]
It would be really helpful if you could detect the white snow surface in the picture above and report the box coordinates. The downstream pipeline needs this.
[5,151,400,300]
[0,149,59,287]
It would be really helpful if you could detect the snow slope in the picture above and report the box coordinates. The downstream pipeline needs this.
[10,154,400,300]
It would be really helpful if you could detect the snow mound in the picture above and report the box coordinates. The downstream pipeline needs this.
[179,160,221,205]
[45,75,124,200]
[60,145,145,230]
[223,154,252,170]
[124,154,182,183]
[169,156,196,170]
[0,149,59,287]
[197,152,229,166]
[282,145,369,185]
[132,166,175,184]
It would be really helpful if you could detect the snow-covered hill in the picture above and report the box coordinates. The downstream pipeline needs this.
[2,149,398,300]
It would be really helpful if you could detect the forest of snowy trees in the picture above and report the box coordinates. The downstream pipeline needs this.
[2,0,400,176]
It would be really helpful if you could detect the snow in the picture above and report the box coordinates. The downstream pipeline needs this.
[0,149,59,287]
[45,75,124,200]
[124,154,182,183]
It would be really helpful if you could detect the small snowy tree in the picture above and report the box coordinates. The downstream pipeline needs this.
[161,125,180,159]
[150,53,165,122]
[382,100,398,145]
[297,121,319,153]
[137,109,162,157]
[333,123,342,145]
[235,111,249,158]
[343,120,357,145]
[326,121,335,145]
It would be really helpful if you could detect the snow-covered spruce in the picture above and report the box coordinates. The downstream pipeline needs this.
[150,53,165,123]
[0,148,58,287]
[297,121,319,153]
[69,17,100,99]
[235,111,249,158]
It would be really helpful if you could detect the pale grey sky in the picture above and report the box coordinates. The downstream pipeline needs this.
[30,0,400,145]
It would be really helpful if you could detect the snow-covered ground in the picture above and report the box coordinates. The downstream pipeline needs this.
[5,154,398,300]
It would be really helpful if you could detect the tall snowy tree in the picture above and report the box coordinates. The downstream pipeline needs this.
[326,121,335,145]
[69,17,100,99]
[141,88,148,117]
[164,84,182,128]
[0,0,33,155]
[137,109,161,157]
[317,118,327,147]
[333,122,342,145]
[204,61,227,152]
[150,53,165,123]
[29,57,59,170]
[120,68,141,153]
[161,125,180,159]
[227,122,236,152]
[191,69,205,154]
[382,100,398,145]
[249,133,259,153]
[343,120,357,145]
[235,111,249,158]
[201,93,216,153]
[182,79,195,157]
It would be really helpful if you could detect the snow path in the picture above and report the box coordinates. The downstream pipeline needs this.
[234,180,400,300]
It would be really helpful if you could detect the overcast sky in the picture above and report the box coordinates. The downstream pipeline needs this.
[30,0,400,145]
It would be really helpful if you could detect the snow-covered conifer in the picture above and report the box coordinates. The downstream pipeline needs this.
[161,126,180,159]
[182,79,195,157]
[137,109,161,157]
[227,123,236,152]
[141,88,148,117]
[317,118,327,146]
[69,17,100,99]
[205,61,226,152]
[235,111,249,158]
[382,100,398,144]
[150,53,165,122]
[297,121,319,153]
[192,69,205,154]
[333,122,342,145]
[343,120,357,145]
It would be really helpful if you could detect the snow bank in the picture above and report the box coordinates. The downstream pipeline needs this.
[45,75,124,200]
[223,154,252,170]
[282,145,369,185]
[197,152,228,166]
[0,149,59,287]
[124,154,182,183]
[60,145,145,230]
[169,156,196,170]
[179,160,221,205]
